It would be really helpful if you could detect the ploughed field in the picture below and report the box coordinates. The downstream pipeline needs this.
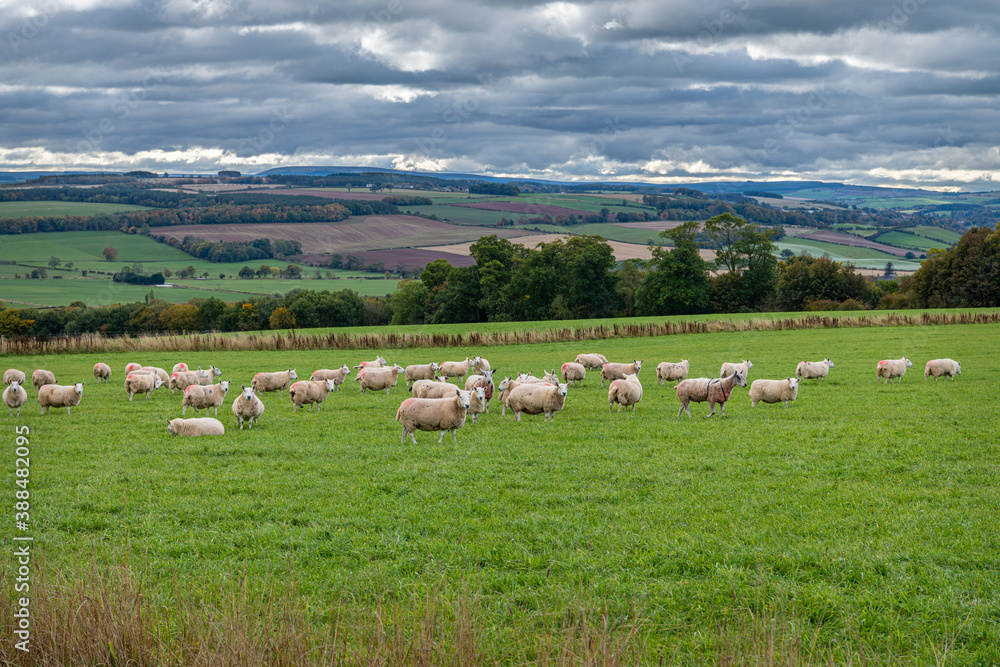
[3,319,999,663]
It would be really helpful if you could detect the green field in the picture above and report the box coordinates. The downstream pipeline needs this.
[776,238,922,271]
[0,200,151,218]
[874,231,947,252]
[3,318,999,663]
[904,226,963,246]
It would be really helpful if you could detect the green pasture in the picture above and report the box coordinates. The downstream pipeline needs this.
[0,200,150,218]
[874,231,946,252]
[3,319,999,662]
[838,197,954,210]
[904,226,962,246]
[775,238,922,271]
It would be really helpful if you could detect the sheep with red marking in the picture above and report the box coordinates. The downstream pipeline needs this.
[170,368,210,394]
[560,362,586,387]
[251,369,298,396]
[93,363,112,383]
[182,380,231,415]
[289,378,338,411]
[125,373,164,401]
[354,355,387,370]
[876,357,913,383]
[32,370,56,391]
[172,363,189,374]
[395,389,472,444]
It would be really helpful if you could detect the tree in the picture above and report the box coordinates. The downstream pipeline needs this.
[30,268,47,279]
[635,221,710,316]
[780,249,795,260]
[48,256,61,269]
[269,306,297,330]
[65,262,73,270]
[390,279,430,324]
[103,247,117,261]
[238,266,255,279]
[0,309,34,336]
[883,262,895,279]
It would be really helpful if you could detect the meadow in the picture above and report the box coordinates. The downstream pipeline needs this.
[874,232,948,253]
[2,316,998,664]
[0,201,150,218]
[775,238,922,271]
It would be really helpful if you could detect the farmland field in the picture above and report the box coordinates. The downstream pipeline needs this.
[874,231,946,252]
[776,238,922,272]
[904,226,963,246]
[3,317,998,663]
[0,200,151,218]
[420,234,659,261]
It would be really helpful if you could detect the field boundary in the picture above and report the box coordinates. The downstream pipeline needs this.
[3,311,998,356]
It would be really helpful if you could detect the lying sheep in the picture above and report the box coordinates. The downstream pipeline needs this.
[516,372,543,383]
[251,369,298,396]
[4,369,26,386]
[505,382,568,422]
[93,362,112,383]
[656,360,689,385]
[354,355,387,370]
[124,363,143,374]
[413,380,464,399]
[395,388,472,444]
[439,357,472,381]
[876,356,913,384]
[172,363,189,374]
[32,370,56,391]
[2,380,28,417]
[404,362,440,387]
[465,370,495,412]
[471,356,491,374]
[600,360,642,387]
[182,380,231,415]
[560,362,586,387]
[796,358,834,381]
[608,374,642,413]
[170,368,210,394]
[925,358,961,381]
[125,373,164,401]
[749,377,799,407]
[232,385,265,429]
[676,371,746,418]
[166,417,224,437]
[38,382,84,415]
[289,378,338,411]
[720,360,753,379]
[467,386,487,423]
[574,353,608,370]
[310,365,351,390]
[357,364,405,395]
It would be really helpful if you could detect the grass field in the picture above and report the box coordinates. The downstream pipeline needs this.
[0,201,151,218]
[2,318,999,663]
[874,231,947,252]
[776,238,922,271]
[904,226,963,246]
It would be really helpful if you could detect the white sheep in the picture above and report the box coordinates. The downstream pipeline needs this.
[4,369,26,386]
[796,358,834,381]
[93,362,112,383]
[32,369,56,391]
[925,358,961,381]
[471,356,491,374]
[608,374,643,413]
[439,357,472,381]
[354,355,387,370]
[410,377,448,396]
[404,362,440,387]
[676,371,746,418]
[720,360,753,379]
[515,372,543,383]
[496,376,523,416]
[395,389,472,444]
[142,366,171,385]
[38,382,84,415]
[876,356,913,383]
[656,360,689,385]
[182,380,231,415]
[125,373,164,401]
[172,363,189,374]
[310,365,352,390]
[600,360,642,387]
[251,369,298,396]
[124,362,143,374]
[289,378,338,411]
[412,380,463,399]
[574,353,608,370]
[465,370,495,412]
[196,365,222,386]
[232,385,265,429]
[2,380,28,417]
[749,377,799,407]
[166,417,225,437]
[560,362,586,387]
[467,386,487,423]
[170,368,210,394]
[357,364,405,395]
[505,382,568,422]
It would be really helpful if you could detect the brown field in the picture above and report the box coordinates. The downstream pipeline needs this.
[451,202,593,217]
[798,230,913,257]
[297,249,475,270]
[420,234,716,263]
[157,216,537,254]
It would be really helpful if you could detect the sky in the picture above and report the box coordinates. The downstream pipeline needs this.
[2,0,998,190]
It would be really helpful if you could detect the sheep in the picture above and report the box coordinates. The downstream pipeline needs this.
[354,355,387,370]
[505,382,568,422]
[516,372,543,383]
[676,371,746,418]
[465,369,495,412]
[4,369,26,386]
[251,369,298,396]
[656,360,689,385]
[395,389,472,444]
[749,377,799,407]
[720,360,753,379]
[574,353,608,370]
[169,368,210,394]
[876,357,913,384]
[796,358,834,381]
[467,386,487,423]
[38,382,85,415]
[541,369,560,384]
[166,417,224,437]
[496,376,524,416]
[560,362,586,387]
[196,365,222,386]
[310,365,352,390]
[925,358,961,381]
[182,380,231,415]
[289,378,338,411]
[404,362,440,387]
[32,369,56,391]
[232,385,265,429]
[2,380,28,417]
[413,380,463,399]
[439,357,472,381]
[608,374,643,413]
[172,363,189,374]
[357,364,405,395]
[93,362,112,383]
[471,356,491,374]
[125,373,164,401]
[600,360,642,387]
[410,377,449,396]
[141,366,170,385]
[124,362,143,374]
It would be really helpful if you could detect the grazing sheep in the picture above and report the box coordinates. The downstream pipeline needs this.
[125,373,164,401]
[876,357,913,384]
[166,417,224,437]
[354,355,387,370]
[413,380,464,399]
[232,385,265,430]
[289,378,338,411]
[357,364,405,395]
[574,353,608,370]
[676,371,746,418]
[720,360,753,379]
[560,362,586,387]
[749,377,799,407]
[395,389,472,444]
[600,360,642,387]
[471,356,491,374]
[182,380,231,415]
[608,374,643,413]
[925,358,961,381]
[2,380,28,417]
[124,363,143,374]
[38,382,85,415]
[467,386,487,423]
[172,363,189,374]
[32,370,56,391]
[93,362,112,383]
[656,360,689,385]
[251,369,298,396]
[142,366,170,384]
[796,358,834,381]
[4,369,26,386]
[310,365,352,390]
[465,370,495,413]
[404,362,440,387]
[439,357,472,381]
[505,382,569,422]
[169,368,210,394]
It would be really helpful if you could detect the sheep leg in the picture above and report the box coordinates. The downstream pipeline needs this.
[385,388,390,395]
[706,402,716,418]
[437,430,445,444]
[66,406,72,415]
